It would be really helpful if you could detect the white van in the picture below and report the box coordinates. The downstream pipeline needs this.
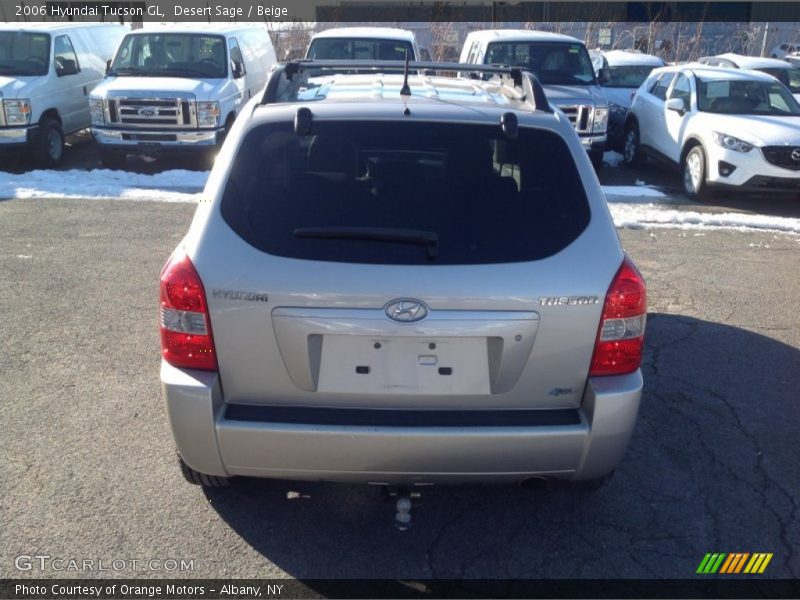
[460,30,610,168]
[90,24,276,168]
[0,23,127,167]
[306,27,419,61]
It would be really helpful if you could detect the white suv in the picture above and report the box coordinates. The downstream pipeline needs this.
[623,65,800,199]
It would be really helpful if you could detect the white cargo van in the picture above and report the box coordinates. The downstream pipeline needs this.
[306,27,419,61]
[90,24,276,168]
[0,23,127,167]
[460,30,610,169]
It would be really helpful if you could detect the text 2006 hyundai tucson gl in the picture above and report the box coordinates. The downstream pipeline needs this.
[159,62,646,489]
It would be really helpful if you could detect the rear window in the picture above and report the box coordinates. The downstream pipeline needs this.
[220,121,590,265]
[307,38,414,61]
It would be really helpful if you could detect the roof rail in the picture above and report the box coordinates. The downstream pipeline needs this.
[260,60,552,113]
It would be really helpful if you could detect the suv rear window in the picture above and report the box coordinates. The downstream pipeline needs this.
[220,121,590,265]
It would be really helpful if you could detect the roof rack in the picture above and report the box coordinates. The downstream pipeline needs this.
[260,60,552,113]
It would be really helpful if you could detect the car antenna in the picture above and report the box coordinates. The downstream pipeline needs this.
[400,49,411,97]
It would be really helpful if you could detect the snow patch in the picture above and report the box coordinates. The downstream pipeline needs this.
[0,168,206,203]
[609,203,800,235]
[603,151,624,168]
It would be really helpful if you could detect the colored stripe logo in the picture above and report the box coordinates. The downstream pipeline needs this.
[697,553,773,574]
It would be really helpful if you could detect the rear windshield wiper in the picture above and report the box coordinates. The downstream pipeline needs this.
[294,227,439,261]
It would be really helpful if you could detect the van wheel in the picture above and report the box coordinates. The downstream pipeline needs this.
[589,150,604,170]
[622,124,644,168]
[32,118,65,168]
[98,149,127,170]
[682,146,710,200]
[178,454,230,487]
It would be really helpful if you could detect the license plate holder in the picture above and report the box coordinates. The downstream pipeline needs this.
[317,336,490,395]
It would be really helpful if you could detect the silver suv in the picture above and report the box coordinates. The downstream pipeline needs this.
[160,61,646,490]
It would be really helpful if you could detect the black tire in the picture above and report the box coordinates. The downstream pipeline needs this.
[98,148,127,170]
[31,117,65,168]
[178,453,230,487]
[589,150,604,170]
[622,123,645,168]
[682,145,711,200]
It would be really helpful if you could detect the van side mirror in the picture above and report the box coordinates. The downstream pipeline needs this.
[106,59,112,75]
[231,61,244,79]
[56,58,79,77]
[665,97,686,114]
[598,67,610,84]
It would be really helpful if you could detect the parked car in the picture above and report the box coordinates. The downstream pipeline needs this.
[590,50,664,153]
[90,24,276,169]
[784,53,800,69]
[305,27,419,61]
[771,43,799,59]
[623,65,800,199]
[0,23,127,167]
[460,30,609,169]
[698,53,800,101]
[160,60,646,490]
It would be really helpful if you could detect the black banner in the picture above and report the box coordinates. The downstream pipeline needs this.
[3,1,800,22]
[3,579,800,599]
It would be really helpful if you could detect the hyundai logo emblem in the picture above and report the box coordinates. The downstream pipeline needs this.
[137,107,158,117]
[385,299,429,323]
[791,148,800,161]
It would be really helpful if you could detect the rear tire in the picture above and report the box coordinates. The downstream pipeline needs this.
[178,453,230,487]
[622,123,645,168]
[98,148,127,170]
[682,145,710,201]
[31,117,64,168]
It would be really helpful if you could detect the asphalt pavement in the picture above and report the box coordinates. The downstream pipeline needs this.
[1,195,798,581]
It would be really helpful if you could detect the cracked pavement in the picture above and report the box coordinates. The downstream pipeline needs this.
[1,197,798,580]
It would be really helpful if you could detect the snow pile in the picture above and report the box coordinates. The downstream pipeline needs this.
[603,151,625,168]
[609,202,800,234]
[0,168,206,202]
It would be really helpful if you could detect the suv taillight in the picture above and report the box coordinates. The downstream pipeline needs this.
[589,258,647,376]
[159,252,217,371]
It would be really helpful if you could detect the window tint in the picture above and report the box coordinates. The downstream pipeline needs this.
[54,35,79,74]
[668,73,691,103]
[605,65,659,88]
[466,41,481,64]
[651,72,675,100]
[221,122,590,265]
[112,34,226,78]
[229,38,245,74]
[696,79,800,115]
[0,32,50,76]
[307,38,414,61]
[484,42,596,85]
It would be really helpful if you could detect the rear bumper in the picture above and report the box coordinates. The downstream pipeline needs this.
[162,362,642,485]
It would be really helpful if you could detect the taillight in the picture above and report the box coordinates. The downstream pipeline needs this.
[589,257,647,376]
[159,251,217,371]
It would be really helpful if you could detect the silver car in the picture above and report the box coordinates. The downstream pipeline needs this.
[160,61,646,489]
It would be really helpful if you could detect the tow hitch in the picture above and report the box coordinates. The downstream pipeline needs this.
[382,486,423,531]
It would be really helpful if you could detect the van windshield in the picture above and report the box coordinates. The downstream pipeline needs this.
[485,41,596,86]
[307,38,415,61]
[220,121,591,265]
[0,32,50,76]
[110,33,226,78]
